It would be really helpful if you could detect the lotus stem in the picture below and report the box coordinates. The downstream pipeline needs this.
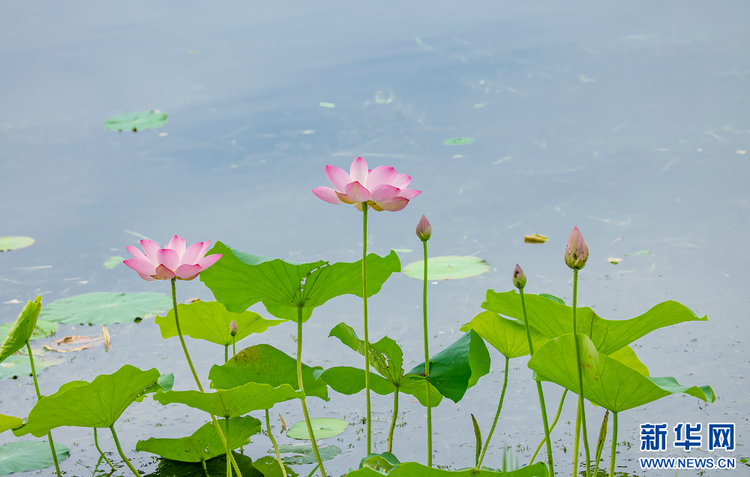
[224,345,229,363]
[25,341,62,477]
[266,409,288,477]
[520,288,554,476]
[201,456,210,477]
[478,356,509,468]
[421,238,432,467]
[361,202,373,455]
[387,385,399,453]
[593,410,609,477]
[571,269,591,477]
[94,428,117,471]
[232,337,236,358]
[573,405,581,476]
[296,309,327,477]
[109,425,141,477]
[609,412,618,477]
[226,417,231,477]
[170,278,243,477]
[530,390,568,464]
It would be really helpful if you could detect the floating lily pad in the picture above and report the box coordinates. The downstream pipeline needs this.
[103,256,123,269]
[319,102,336,108]
[443,137,474,145]
[403,256,490,280]
[0,354,65,380]
[0,320,58,344]
[40,292,171,325]
[104,111,168,132]
[276,444,342,465]
[0,298,43,363]
[0,441,69,476]
[0,236,34,252]
[287,418,348,440]
[253,456,298,477]
[0,415,22,434]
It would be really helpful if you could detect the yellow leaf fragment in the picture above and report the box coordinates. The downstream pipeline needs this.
[102,325,111,352]
[524,234,548,244]
[608,258,623,264]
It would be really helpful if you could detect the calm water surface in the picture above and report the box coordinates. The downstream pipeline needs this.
[1,2,749,476]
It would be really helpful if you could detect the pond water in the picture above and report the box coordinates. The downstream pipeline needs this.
[2,2,749,476]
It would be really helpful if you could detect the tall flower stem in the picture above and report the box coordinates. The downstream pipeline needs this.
[296,309,327,477]
[387,386,399,453]
[478,356,509,468]
[361,202,373,455]
[530,390,568,464]
[571,269,591,477]
[224,345,229,363]
[25,341,61,477]
[520,289,555,477]
[226,418,231,477]
[608,412,618,477]
[421,238,432,467]
[266,409,288,477]
[110,425,141,477]
[94,428,117,471]
[170,278,242,477]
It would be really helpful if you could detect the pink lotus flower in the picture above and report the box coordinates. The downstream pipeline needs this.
[123,235,222,281]
[312,156,421,212]
[512,263,527,289]
[416,215,432,241]
[564,226,589,270]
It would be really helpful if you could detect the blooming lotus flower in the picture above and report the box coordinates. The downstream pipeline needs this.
[512,263,527,289]
[564,226,589,270]
[124,235,222,281]
[312,156,421,212]
[416,215,432,241]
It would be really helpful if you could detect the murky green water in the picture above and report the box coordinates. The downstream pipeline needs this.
[2,2,749,476]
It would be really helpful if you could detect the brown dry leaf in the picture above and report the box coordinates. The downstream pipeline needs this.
[47,335,104,352]
[524,233,548,244]
[102,325,111,352]
[279,414,287,432]
[44,344,92,353]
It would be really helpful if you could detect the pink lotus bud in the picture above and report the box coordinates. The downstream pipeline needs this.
[512,264,526,289]
[416,215,432,241]
[564,226,589,270]
[229,320,238,337]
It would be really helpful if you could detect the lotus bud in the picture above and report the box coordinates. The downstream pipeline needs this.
[229,320,238,337]
[416,215,432,241]
[512,263,526,289]
[564,226,589,270]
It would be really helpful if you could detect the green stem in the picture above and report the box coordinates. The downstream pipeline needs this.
[520,289,555,477]
[530,390,568,464]
[110,425,141,477]
[94,428,117,471]
[266,409,288,477]
[296,310,327,477]
[478,356,509,468]
[201,456,210,477]
[572,269,591,477]
[170,278,242,477]
[232,337,236,358]
[573,405,581,476]
[593,411,609,477]
[361,203,372,455]
[387,385,399,453]
[226,417,231,477]
[609,413,618,477]
[224,344,229,363]
[421,238,432,467]
[26,341,61,477]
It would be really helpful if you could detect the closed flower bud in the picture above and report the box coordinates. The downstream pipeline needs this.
[229,320,238,337]
[512,263,526,289]
[416,215,432,241]
[564,226,589,270]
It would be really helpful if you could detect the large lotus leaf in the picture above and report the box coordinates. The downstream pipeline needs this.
[40,292,171,325]
[209,344,329,401]
[607,346,649,376]
[403,256,490,280]
[155,382,303,417]
[329,322,404,382]
[0,415,22,434]
[0,441,69,476]
[0,319,56,345]
[319,367,443,408]
[200,242,400,322]
[104,110,168,132]
[136,416,261,462]
[14,365,161,437]
[144,451,263,477]
[345,461,549,477]
[154,300,285,345]
[0,297,42,363]
[482,290,708,355]
[276,444,342,465]
[0,353,65,380]
[528,334,715,413]
[253,456,299,477]
[0,236,34,252]
[408,330,490,403]
[460,311,548,359]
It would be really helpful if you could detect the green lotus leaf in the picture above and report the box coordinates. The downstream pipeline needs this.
[40,292,171,325]
[329,322,404,382]
[607,345,649,376]
[136,416,261,462]
[403,256,490,280]
[0,353,65,380]
[276,444,342,464]
[0,415,22,434]
[483,290,708,355]
[360,452,400,472]
[155,382,303,417]
[103,256,124,269]
[14,364,161,437]
[0,297,42,363]
[0,441,69,476]
[460,310,549,359]
[0,236,34,252]
[155,300,285,346]
[209,344,328,401]
[200,242,400,322]
[287,418,348,440]
[104,110,168,132]
[345,461,549,476]
[528,333,715,412]
[143,451,263,477]
[253,456,299,477]
[443,137,474,145]
[408,330,490,403]
[319,367,395,395]
[135,373,174,402]
[0,320,56,345]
